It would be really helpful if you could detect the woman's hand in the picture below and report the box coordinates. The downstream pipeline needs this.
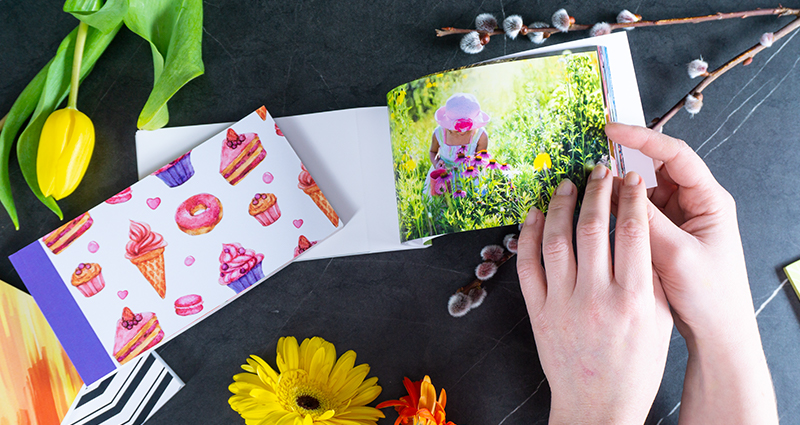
[517,166,673,424]
[605,123,778,424]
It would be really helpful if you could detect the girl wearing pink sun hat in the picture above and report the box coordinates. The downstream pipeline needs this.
[424,93,491,196]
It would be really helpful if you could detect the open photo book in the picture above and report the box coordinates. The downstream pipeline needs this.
[137,32,655,249]
[11,108,342,384]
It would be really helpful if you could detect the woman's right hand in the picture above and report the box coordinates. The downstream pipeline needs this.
[605,123,778,424]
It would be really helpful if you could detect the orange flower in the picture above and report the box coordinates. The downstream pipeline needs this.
[376,376,456,425]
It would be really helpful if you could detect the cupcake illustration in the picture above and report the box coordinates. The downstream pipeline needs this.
[154,151,195,187]
[219,243,265,293]
[71,262,105,297]
[125,221,168,299]
[249,193,281,226]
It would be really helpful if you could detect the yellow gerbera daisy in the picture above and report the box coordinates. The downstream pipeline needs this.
[229,336,384,425]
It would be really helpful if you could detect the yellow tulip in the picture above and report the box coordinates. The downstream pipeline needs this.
[533,152,552,171]
[37,107,95,200]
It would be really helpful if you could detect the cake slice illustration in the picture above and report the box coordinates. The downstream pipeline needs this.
[42,212,93,254]
[219,128,266,185]
[154,151,195,187]
[125,221,167,298]
[219,243,265,293]
[112,307,164,365]
[298,164,339,226]
[71,262,105,297]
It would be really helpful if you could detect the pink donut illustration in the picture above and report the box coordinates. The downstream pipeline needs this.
[175,194,223,235]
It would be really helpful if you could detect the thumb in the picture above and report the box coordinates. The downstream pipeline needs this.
[647,200,694,271]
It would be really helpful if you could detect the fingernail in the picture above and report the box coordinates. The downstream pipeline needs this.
[556,179,574,195]
[624,171,641,186]
[524,207,540,226]
[591,165,608,180]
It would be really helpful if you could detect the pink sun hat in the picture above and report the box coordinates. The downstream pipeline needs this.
[435,93,491,133]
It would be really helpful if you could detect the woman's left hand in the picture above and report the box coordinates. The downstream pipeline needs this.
[516,166,673,424]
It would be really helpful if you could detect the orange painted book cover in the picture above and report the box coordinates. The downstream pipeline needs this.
[0,281,83,425]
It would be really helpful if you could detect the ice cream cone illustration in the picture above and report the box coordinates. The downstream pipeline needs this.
[125,221,168,299]
[130,247,166,298]
[297,164,339,226]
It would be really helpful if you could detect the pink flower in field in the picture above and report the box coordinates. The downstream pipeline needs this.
[476,149,491,159]
[471,155,489,167]
[462,166,480,178]
[430,168,453,182]
[430,168,453,196]
[453,189,467,198]
[486,159,501,170]
[455,152,471,165]
[500,162,511,171]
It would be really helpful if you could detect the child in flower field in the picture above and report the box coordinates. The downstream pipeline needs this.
[423,93,490,196]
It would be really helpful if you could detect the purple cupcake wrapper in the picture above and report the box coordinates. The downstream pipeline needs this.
[227,262,265,293]
[155,154,195,187]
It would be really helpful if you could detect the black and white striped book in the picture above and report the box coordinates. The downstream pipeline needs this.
[61,352,183,425]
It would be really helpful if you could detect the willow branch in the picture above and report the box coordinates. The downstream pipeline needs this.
[436,7,800,41]
[650,16,800,131]
[457,251,516,294]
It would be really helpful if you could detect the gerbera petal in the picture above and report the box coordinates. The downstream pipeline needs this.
[337,364,371,401]
[319,410,336,420]
[401,377,419,404]
[375,400,408,409]
[252,355,280,383]
[350,383,381,406]
[276,411,301,425]
[303,414,314,425]
[438,388,447,409]
[308,346,329,384]
[250,388,280,403]
[418,377,436,411]
[328,351,357,393]
[279,337,300,371]
[335,406,385,420]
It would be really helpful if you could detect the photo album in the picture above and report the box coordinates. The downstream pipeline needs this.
[137,31,654,247]
[11,108,342,384]
[11,31,654,386]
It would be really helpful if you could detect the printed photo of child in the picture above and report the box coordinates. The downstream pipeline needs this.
[388,48,612,242]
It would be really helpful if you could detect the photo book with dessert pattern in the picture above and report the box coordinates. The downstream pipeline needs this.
[11,107,342,385]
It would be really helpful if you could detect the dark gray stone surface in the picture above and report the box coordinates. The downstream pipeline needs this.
[2,1,799,424]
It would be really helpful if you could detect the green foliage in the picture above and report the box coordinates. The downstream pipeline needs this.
[389,52,609,241]
[0,0,204,228]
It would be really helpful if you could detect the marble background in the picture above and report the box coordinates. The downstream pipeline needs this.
[1,0,799,423]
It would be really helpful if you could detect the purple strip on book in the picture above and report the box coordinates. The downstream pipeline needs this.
[10,241,115,384]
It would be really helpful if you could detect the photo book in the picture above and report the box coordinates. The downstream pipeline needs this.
[137,32,655,249]
[11,108,342,384]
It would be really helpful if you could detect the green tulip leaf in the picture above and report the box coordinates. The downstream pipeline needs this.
[64,0,129,34]
[0,64,50,229]
[124,0,204,130]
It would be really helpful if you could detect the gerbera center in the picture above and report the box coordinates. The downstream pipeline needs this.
[296,395,320,410]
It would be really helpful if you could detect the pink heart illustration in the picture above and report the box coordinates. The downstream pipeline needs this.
[262,172,274,184]
[87,241,99,253]
[146,197,161,210]
[117,290,128,300]
[184,256,195,266]
[293,219,303,228]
